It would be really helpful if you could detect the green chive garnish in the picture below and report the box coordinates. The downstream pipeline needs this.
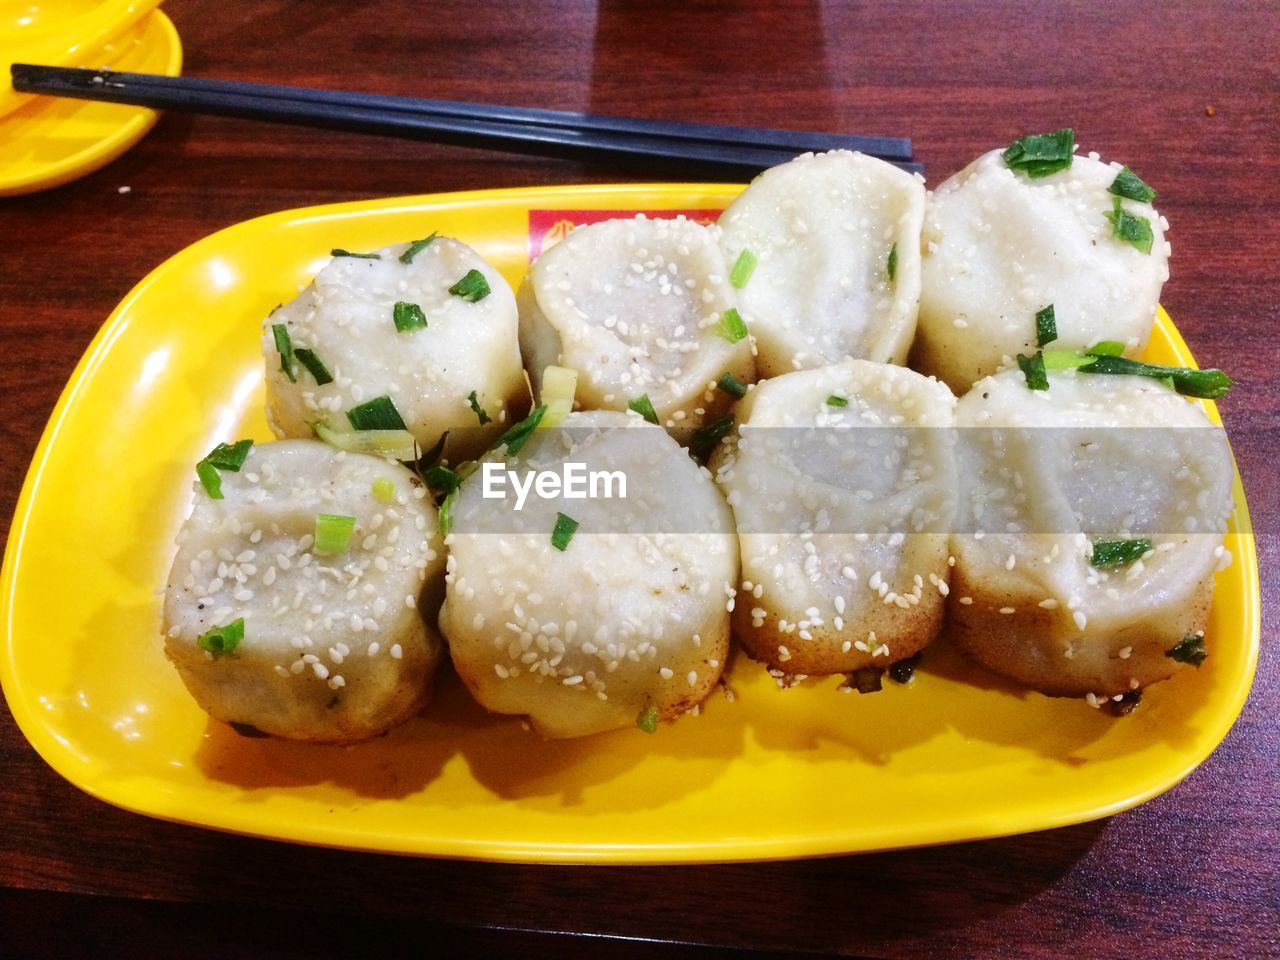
[372,477,396,504]
[467,390,490,425]
[628,394,659,424]
[551,512,579,552]
[1016,351,1049,391]
[294,347,333,385]
[636,704,660,734]
[196,460,223,499]
[347,395,407,431]
[717,307,749,343]
[198,618,243,658]
[393,301,428,333]
[204,439,253,472]
[886,242,898,282]
[196,440,253,499]
[449,269,490,302]
[438,487,459,537]
[717,372,749,398]
[1090,538,1152,569]
[423,465,460,496]
[1109,167,1157,204]
[690,415,734,460]
[272,323,297,383]
[1002,129,1075,178]
[1105,197,1154,254]
[729,248,758,288]
[492,404,546,456]
[1043,342,1128,371]
[314,513,356,554]
[399,233,439,264]
[827,394,849,407]
[1035,304,1057,348]
[331,248,380,259]
[1166,633,1208,667]
[1077,354,1234,399]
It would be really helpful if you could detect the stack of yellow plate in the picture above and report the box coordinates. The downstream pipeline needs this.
[0,0,183,196]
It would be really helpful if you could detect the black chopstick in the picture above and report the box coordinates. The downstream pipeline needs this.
[10,64,921,176]
[11,64,912,161]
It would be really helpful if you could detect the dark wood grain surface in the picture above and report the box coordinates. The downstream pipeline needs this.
[2,1,1277,956]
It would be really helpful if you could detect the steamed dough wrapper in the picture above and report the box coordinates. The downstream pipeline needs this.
[440,411,738,738]
[915,148,1170,393]
[264,238,528,463]
[717,150,926,378]
[163,440,447,743]
[712,360,958,678]
[517,216,754,434]
[949,369,1233,698]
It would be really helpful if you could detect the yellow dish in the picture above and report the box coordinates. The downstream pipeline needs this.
[0,184,1259,863]
[0,9,181,197]
[0,0,163,116]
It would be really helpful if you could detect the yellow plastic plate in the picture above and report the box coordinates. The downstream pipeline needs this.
[0,9,181,197]
[0,185,1260,863]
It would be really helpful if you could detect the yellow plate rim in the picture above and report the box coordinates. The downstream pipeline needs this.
[0,9,182,197]
[0,184,1262,863]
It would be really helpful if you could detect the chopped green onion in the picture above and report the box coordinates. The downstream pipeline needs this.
[1109,167,1157,204]
[717,372,749,398]
[1002,128,1075,178]
[492,404,546,456]
[372,477,397,503]
[539,365,578,429]
[628,394,659,424]
[198,618,243,658]
[690,415,734,460]
[729,248,758,288]
[1016,351,1049,391]
[196,439,253,498]
[1090,537,1152,569]
[1043,342,1127,371]
[196,459,223,499]
[1035,304,1057,348]
[272,323,297,382]
[330,248,380,259]
[393,301,428,333]
[1076,354,1234,399]
[314,422,417,460]
[399,232,438,264]
[1043,350,1092,371]
[314,513,356,554]
[826,394,849,408]
[423,465,460,496]
[1105,197,1154,254]
[1166,633,1208,667]
[551,512,579,552]
[467,390,491,425]
[438,486,459,537]
[347,395,407,431]
[636,704,660,734]
[717,307,749,343]
[204,439,253,471]
[448,269,490,302]
[294,347,333,385]
[886,242,898,282]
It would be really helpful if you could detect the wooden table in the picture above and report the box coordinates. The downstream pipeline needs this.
[2,1,1276,955]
